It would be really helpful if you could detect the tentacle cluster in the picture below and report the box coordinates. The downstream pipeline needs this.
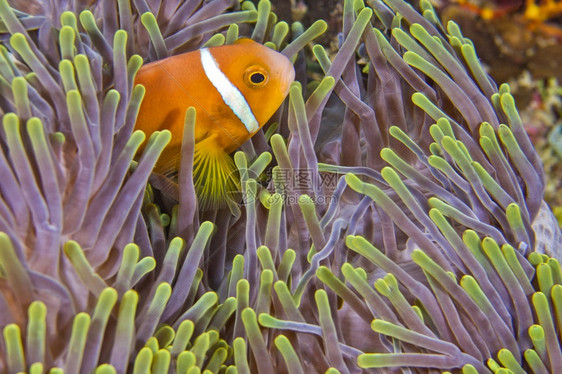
[0,0,560,373]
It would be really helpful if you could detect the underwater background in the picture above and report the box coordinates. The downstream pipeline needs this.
[0,0,561,372]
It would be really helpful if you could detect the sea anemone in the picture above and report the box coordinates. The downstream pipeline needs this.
[0,0,560,372]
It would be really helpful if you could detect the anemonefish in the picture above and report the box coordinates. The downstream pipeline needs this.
[134,38,295,209]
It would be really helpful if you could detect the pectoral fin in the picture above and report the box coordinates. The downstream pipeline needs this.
[193,135,240,210]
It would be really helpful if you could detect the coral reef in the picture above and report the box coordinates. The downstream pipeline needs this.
[518,77,562,225]
[0,0,561,373]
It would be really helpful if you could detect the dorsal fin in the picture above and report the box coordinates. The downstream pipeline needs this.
[233,38,256,45]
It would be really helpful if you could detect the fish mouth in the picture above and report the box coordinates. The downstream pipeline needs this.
[279,58,296,94]
[286,64,296,83]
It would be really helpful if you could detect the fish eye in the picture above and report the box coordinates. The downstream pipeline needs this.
[244,66,268,88]
[250,72,265,84]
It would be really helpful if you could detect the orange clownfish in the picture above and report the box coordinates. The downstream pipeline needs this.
[134,38,295,209]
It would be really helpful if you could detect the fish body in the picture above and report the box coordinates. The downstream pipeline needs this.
[134,38,295,208]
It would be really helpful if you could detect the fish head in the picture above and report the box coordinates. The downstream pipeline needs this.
[209,38,295,148]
